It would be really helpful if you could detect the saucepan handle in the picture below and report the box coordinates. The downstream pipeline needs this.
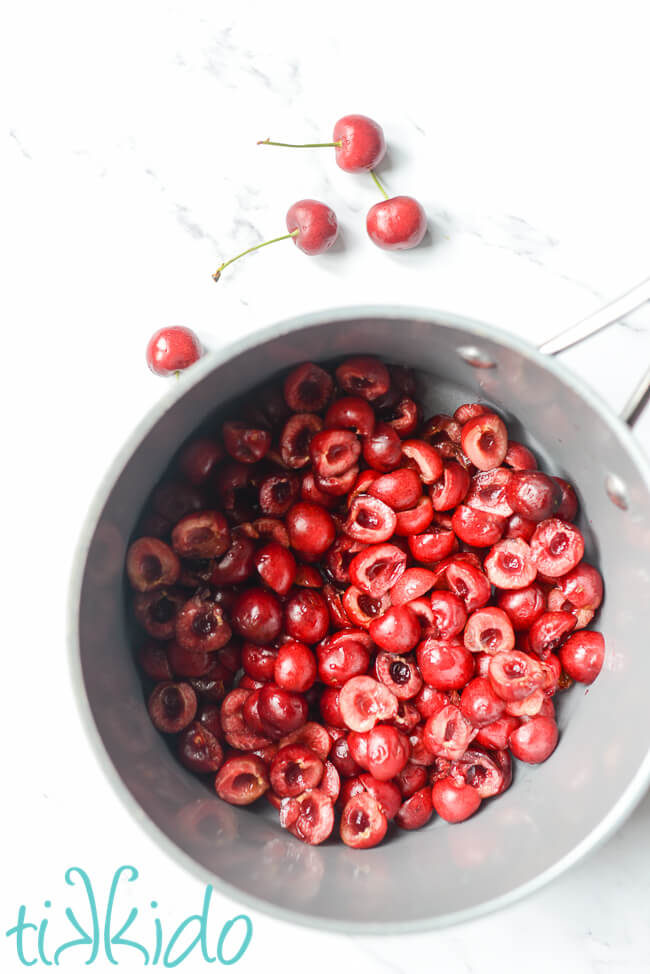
[538,276,650,427]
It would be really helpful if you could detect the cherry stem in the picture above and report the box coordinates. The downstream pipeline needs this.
[212,229,300,281]
[370,170,389,200]
[257,137,342,149]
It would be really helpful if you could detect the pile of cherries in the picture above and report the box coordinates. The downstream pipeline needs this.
[127,356,605,848]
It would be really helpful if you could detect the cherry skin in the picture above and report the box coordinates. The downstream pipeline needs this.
[365,725,409,780]
[146,326,202,377]
[559,630,605,684]
[432,777,482,823]
[286,501,336,561]
[231,588,283,645]
[274,641,318,693]
[333,114,386,172]
[366,195,427,251]
[395,788,434,830]
[176,438,223,486]
[286,200,339,255]
[509,716,559,764]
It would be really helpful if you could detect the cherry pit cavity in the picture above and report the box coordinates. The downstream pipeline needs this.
[127,356,605,848]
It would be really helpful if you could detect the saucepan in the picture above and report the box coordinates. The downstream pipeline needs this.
[69,281,650,933]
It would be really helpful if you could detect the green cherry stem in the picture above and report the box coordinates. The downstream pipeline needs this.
[370,170,389,200]
[257,137,342,148]
[212,229,300,282]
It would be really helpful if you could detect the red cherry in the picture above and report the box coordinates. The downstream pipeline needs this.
[559,630,605,684]
[340,792,387,848]
[212,201,338,280]
[283,362,333,413]
[461,413,508,471]
[258,114,385,173]
[509,716,559,764]
[325,396,376,437]
[452,747,511,798]
[395,788,434,830]
[369,605,421,654]
[176,438,223,486]
[146,326,202,377]
[336,357,391,401]
[215,754,269,805]
[366,194,427,251]
[286,199,339,255]
[286,501,336,561]
[365,725,409,780]
[288,789,335,845]
[432,777,482,822]
[269,745,324,798]
[333,114,386,172]
[231,588,283,646]
[279,722,331,760]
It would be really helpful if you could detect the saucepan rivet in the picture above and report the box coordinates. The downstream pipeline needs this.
[605,473,629,511]
[457,346,497,369]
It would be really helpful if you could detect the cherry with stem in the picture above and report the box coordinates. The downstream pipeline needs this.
[212,200,339,282]
[258,115,386,173]
[366,170,427,252]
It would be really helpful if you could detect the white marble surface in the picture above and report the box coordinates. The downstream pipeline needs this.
[3,1,650,971]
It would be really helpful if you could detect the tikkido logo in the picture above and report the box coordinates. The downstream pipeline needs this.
[5,866,253,967]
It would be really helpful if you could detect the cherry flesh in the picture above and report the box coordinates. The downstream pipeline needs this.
[127,538,180,592]
[284,362,333,413]
[215,754,269,805]
[340,793,388,848]
[148,681,197,734]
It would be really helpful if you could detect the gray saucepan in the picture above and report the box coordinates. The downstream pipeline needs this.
[69,285,650,934]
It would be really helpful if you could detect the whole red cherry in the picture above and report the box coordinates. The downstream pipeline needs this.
[366,195,427,251]
[258,114,385,173]
[146,326,203,377]
[332,114,386,172]
[212,200,338,281]
[286,200,339,255]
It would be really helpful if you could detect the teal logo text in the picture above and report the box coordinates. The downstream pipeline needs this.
[5,866,252,967]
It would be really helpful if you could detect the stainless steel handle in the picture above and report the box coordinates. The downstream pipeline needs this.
[538,276,650,427]
[621,364,650,426]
